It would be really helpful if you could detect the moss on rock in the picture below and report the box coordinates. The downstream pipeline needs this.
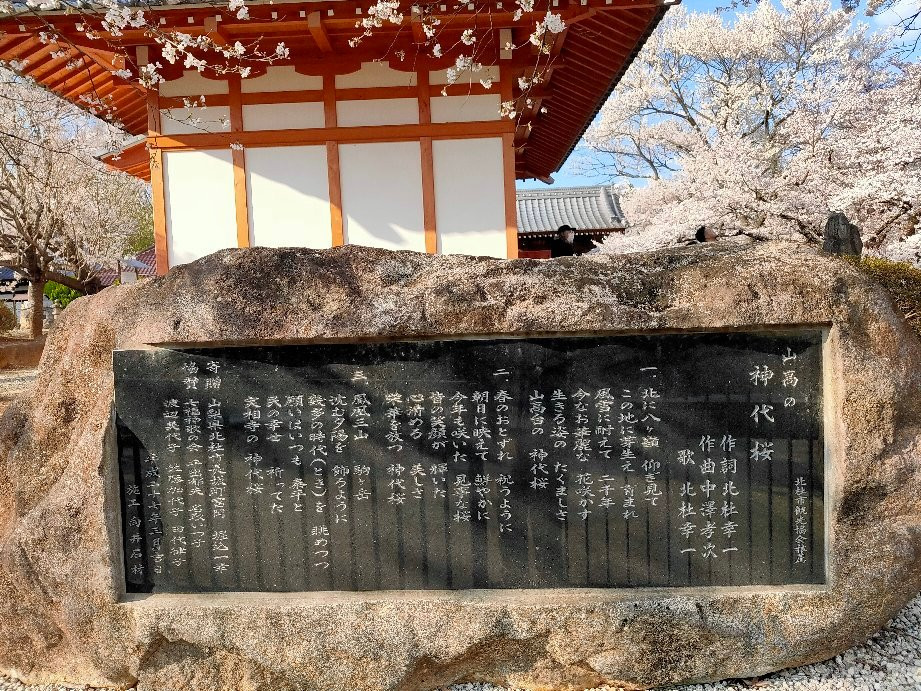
[852,257,921,339]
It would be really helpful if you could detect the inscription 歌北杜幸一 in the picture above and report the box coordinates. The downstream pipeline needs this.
[114,330,825,594]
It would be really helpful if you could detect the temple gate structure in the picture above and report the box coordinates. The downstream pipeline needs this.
[0,0,672,272]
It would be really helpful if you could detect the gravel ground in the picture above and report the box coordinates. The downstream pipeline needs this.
[0,368,38,415]
[0,593,918,690]
[0,368,37,400]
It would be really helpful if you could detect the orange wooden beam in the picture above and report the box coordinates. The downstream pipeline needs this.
[324,73,344,247]
[203,16,230,47]
[417,70,437,255]
[18,46,68,80]
[308,12,333,53]
[327,141,344,247]
[501,71,518,259]
[150,119,514,150]
[101,140,150,180]
[147,88,169,276]
[46,60,103,94]
[61,69,111,101]
[228,75,251,249]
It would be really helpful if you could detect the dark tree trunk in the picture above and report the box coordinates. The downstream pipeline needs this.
[29,278,46,340]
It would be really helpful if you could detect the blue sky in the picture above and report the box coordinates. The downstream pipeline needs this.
[516,0,908,190]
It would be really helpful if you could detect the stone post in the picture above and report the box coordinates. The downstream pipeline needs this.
[823,212,863,257]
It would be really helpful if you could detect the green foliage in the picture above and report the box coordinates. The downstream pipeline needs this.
[854,256,921,339]
[0,302,16,333]
[43,281,82,309]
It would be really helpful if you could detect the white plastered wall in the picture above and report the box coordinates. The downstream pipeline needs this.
[160,106,231,135]
[429,66,500,85]
[160,70,229,97]
[336,99,419,127]
[243,102,325,131]
[433,137,507,258]
[159,72,230,135]
[241,66,325,130]
[246,146,333,249]
[336,62,416,88]
[339,141,426,252]
[156,64,512,263]
[163,149,238,266]
[431,94,501,123]
[241,66,323,93]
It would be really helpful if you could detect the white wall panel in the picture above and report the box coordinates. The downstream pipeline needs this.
[431,94,501,123]
[336,61,416,88]
[163,150,237,266]
[433,137,507,258]
[243,102,325,131]
[246,146,332,249]
[241,66,323,93]
[336,98,419,127]
[339,142,425,252]
[161,106,230,135]
[160,70,229,97]
[429,66,499,85]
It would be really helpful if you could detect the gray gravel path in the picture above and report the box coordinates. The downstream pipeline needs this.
[0,368,37,401]
[0,594,918,690]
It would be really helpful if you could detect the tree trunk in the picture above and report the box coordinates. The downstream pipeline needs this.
[29,278,45,340]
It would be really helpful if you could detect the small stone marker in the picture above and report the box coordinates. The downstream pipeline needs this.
[115,331,825,593]
[1,241,921,691]
[823,212,863,256]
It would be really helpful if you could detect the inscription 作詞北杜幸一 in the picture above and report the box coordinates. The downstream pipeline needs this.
[114,330,825,594]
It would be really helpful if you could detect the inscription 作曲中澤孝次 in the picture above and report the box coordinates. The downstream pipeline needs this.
[114,330,825,594]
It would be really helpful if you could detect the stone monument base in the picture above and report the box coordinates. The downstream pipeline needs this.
[1,241,920,690]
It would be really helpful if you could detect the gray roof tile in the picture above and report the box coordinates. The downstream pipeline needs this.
[516,185,626,234]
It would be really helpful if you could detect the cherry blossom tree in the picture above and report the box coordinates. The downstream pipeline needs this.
[585,0,921,262]
[827,60,921,261]
[861,0,921,43]
[0,69,149,338]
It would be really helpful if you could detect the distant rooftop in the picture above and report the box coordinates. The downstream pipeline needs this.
[516,185,626,236]
[93,246,156,287]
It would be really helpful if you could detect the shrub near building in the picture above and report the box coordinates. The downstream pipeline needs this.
[43,282,82,310]
[0,303,16,334]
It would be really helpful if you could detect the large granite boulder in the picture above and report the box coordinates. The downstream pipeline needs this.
[1,240,920,690]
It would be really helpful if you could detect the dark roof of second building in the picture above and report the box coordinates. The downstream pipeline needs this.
[516,185,626,235]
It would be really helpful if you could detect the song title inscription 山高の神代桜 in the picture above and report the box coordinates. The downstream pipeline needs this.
[114,330,825,594]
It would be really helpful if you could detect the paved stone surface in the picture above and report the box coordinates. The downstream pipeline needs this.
[1,242,921,690]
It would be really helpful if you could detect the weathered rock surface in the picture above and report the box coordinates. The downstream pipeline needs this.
[1,240,920,691]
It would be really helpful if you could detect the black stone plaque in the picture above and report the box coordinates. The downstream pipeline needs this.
[114,329,825,593]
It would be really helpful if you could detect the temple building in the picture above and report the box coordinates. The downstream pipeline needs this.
[0,0,672,274]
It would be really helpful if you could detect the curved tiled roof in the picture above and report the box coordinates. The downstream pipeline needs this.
[516,185,626,234]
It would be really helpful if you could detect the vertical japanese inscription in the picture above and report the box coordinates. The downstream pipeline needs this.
[115,330,825,593]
